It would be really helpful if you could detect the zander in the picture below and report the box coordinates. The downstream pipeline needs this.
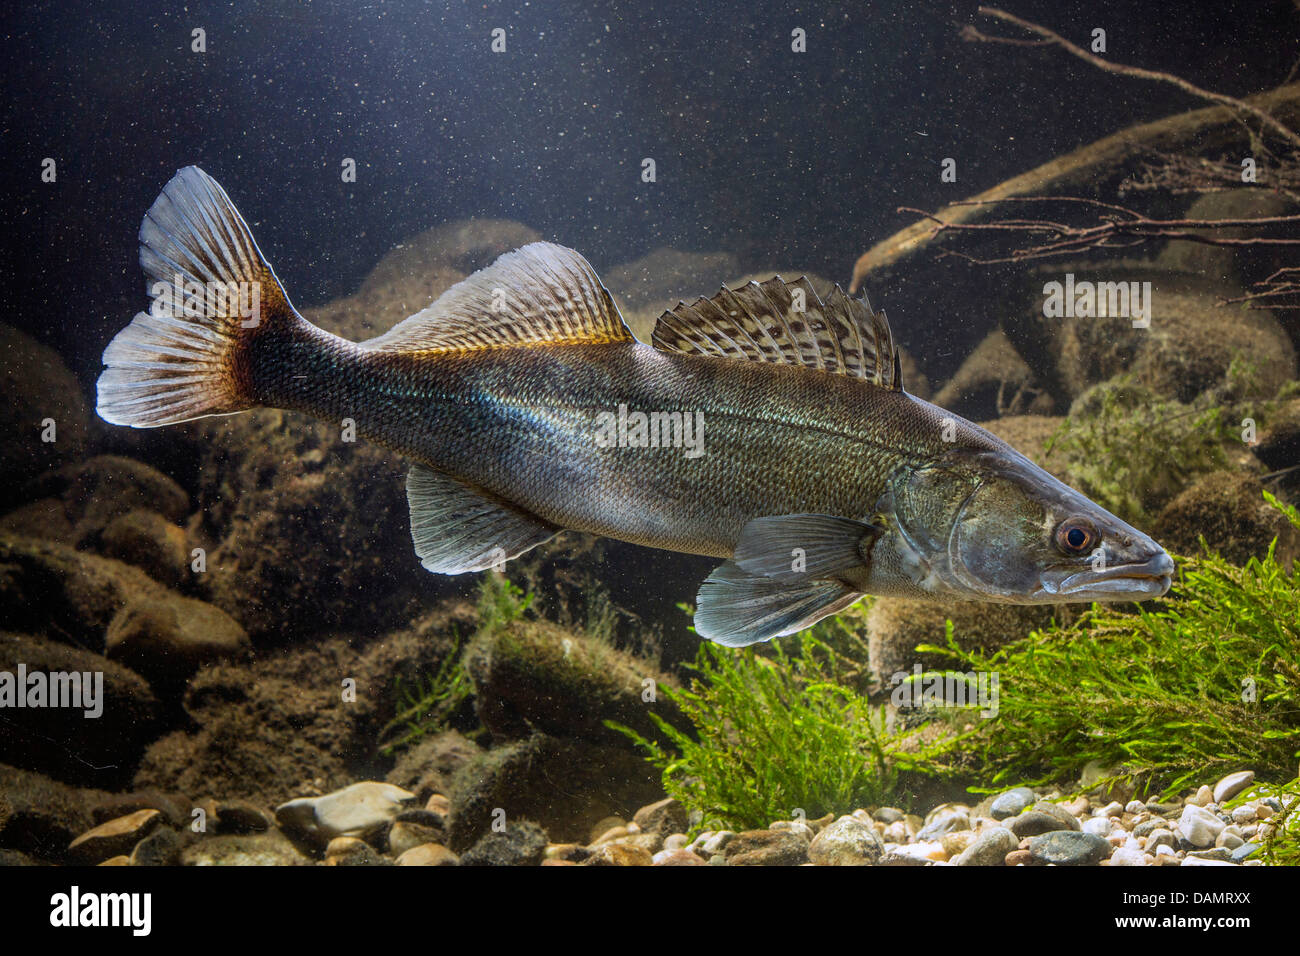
[97,167,1174,646]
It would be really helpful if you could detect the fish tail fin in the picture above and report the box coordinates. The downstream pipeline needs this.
[97,166,303,427]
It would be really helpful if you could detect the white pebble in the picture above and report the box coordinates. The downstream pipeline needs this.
[1230,805,1256,825]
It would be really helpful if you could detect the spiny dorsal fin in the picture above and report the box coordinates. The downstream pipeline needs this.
[651,276,903,390]
[362,242,634,354]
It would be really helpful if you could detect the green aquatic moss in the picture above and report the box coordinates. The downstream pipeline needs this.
[378,628,473,756]
[1045,379,1227,524]
[609,604,955,832]
[378,573,533,755]
[919,491,1300,803]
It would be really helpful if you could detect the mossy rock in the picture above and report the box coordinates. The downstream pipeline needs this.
[1152,470,1299,566]
[445,733,663,849]
[464,617,683,747]
[866,599,1076,687]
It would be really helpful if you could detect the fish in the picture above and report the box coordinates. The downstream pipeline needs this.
[96,166,1175,647]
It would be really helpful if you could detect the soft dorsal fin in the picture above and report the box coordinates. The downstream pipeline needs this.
[651,276,903,390]
[362,242,634,353]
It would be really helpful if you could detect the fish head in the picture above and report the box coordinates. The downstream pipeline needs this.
[885,448,1174,604]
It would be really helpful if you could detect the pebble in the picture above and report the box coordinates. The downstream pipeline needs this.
[916,805,970,842]
[1028,831,1111,866]
[1214,832,1245,851]
[68,809,163,864]
[953,826,1019,866]
[872,807,905,824]
[1230,805,1256,825]
[1177,805,1225,848]
[1231,842,1261,863]
[891,840,947,863]
[883,821,909,843]
[989,788,1036,820]
[425,793,451,817]
[653,848,708,865]
[1097,801,1124,818]
[1064,796,1091,817]
[324,836,387,866]
[396,843,459,866]
[1145,829,1176,852]
[663,833,689,851]
[1188,785,1213,807]
[1124,800,1146,814]
[940,830,974,857]
[1186,847,1234,862]
[1004,849,1034,866]
[588,816,626,844]
[1213,771,1255,804]
[634,797,690,837]
[1182,856,1237,867]
[129,827,181,866]
[1032,801,1081,830]
[388,821,442,857]
[725,830,810,866]
[1007,811,1069,838]
[1109,847,1147,866]
[1132,818,1168,838]
[699,831,734,858]
[582,844,653,866]
[275,782,415,844]
[807,815,884,866]
[1081,817,1113,838]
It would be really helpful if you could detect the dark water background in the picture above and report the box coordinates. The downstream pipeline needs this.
[3,0,1297,382]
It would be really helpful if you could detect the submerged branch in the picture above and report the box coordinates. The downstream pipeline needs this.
[896,198,1300,266]
[974,6,1300,150]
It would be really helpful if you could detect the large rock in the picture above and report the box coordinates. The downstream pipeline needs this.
[445,733,664,849]
[0,324,90,498]
[1152,470,1299,565]
[867,598,1069,688]
[0,764,113,863]
[0,533,247,689]
[179,409,451,640]
[132,610,461,809]
[105,594,250,689]
[1,456,190,550]
[1006,267,1295,409]
[932,329,1052,420]
[465,617,683,747]
[276,781,415,850]
[0,631,160,788]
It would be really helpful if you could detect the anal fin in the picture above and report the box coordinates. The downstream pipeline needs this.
[407,464,558,573]
[694,560,865,647]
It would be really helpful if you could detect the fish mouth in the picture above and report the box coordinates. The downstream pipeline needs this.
[1049,552,1175,600]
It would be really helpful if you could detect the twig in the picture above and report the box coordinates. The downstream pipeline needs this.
[974,6,1300,150]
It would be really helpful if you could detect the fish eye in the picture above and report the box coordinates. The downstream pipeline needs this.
[1055,517,1098,555]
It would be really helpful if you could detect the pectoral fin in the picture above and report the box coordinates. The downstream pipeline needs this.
[732,513,882,583]
[693,560,865,647]
[406,464,559,573]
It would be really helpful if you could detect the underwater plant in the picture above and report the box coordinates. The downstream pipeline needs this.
[378,573,533,755]
[1044,378,1228,524]
[609,605,954,832]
